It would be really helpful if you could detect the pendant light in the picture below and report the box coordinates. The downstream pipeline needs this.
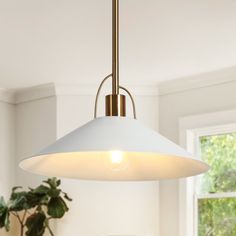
[19,0,209,181]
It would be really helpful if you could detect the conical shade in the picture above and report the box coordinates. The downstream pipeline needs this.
[19,117,209,181]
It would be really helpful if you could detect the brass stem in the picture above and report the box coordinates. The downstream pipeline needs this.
[112,0,119,94]
[93,0,137,118]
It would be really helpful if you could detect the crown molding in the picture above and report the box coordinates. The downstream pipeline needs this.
[3,67,236,103]
[2,68,236,104]
[55,84,159,97]
[14,83,56,104]
[129,86,159,96]
[55,85,97,96]
[1,73,235,104]
[159,69,236,96]
[0,88,15,104]
[1,83,158,104]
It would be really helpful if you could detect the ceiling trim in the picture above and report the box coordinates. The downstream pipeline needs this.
[15,83,56,104]
[159,73,236,96]
[55,84,159,97]
[9,83,158,104]
[0,88,15,104]
[1,74,235,104]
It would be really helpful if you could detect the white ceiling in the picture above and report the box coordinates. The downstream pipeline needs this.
[1,0,236,89]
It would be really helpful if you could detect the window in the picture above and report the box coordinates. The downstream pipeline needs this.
[178,110,236,236]
[197,132,236,236]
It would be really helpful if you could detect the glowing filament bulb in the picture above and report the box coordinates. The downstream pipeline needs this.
[110,150,128,171]
[111,150,123,164]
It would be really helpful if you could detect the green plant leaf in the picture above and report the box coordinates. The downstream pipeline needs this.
[0,211,10,231]
[0,197,10,231]
[62,192,72,201]
[32,185,50,195]
[26,192,48,209]
[25,212,46,236]
[43,178,59,189]
[47,197,68,218]
[10,190,27,201]
[48,188,61,198]
[9,193,27,211]
[0,178,71,235]
[0,196,7,211]
[12,186,22,192]
[56,179,61,187]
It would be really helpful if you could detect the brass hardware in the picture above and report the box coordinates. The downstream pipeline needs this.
[112,0,119,95]
[94,74,113,118]
[106,94,126,116]
[119,86,137,119]
[93,0,137,119]
[93,75,137,118]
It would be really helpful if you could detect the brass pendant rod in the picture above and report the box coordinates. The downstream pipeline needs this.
[112,0,119,95]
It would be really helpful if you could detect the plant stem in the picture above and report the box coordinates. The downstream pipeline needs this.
[22,210,27,223]
[47,225,54,236]
[12,212,25,236]
[20,224,24,236]
[45,218,54,236]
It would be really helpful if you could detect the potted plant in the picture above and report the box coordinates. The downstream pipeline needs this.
[0,177,72,236]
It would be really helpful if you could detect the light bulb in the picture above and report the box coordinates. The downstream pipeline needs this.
[111,150,123,164]
[110,150,128,171]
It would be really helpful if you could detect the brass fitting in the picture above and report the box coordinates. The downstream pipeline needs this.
[105,94,126,117]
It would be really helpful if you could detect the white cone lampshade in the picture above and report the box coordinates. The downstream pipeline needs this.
[19,1,209,181]
[20,117,209,181]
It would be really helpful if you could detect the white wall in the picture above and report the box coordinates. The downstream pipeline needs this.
[0,88,58,235]
[55,91,160,236]
[0,101,15,197]
[13,96,57,235]
[0,100,15,236]
[158,79,236,236]
[16,97,57,187]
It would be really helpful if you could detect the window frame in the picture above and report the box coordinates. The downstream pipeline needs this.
[194,126,236,236]
[178,109,236,236]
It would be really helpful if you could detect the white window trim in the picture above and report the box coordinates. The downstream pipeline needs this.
[198,192,236,199]
[178,109,236,236]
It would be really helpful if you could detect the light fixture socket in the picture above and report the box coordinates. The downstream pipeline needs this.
[105,94,126,116]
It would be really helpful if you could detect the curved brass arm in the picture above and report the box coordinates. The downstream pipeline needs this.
[94,74,113,118]
[94,74,137,119]
[119,86,137,119]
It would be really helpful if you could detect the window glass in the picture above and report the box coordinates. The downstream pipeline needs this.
[198,198,236,236]
[198,132,236,236]
[199,132,236,194]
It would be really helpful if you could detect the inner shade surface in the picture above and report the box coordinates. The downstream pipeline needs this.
[20,152,208,181]
[19,117,209,181]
